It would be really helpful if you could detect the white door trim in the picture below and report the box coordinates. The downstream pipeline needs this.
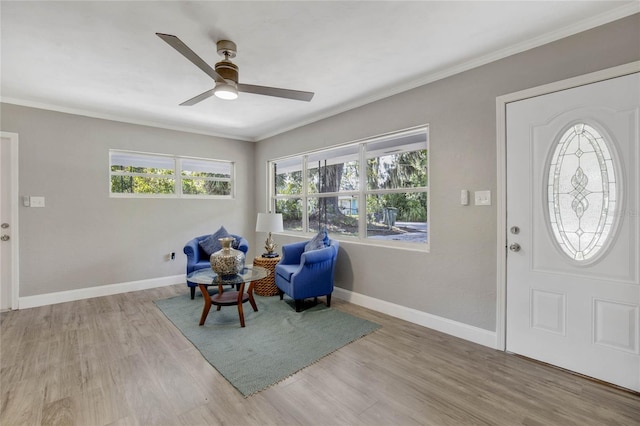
[0,131,19,310]
[495,61,640,351]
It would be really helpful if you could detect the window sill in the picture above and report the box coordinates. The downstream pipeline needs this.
[276,231,429,253]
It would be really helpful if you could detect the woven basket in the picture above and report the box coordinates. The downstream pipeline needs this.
[253,256,280,296]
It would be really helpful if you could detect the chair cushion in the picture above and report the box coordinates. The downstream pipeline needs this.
[304,228,328,252]
[276,264,298,283]
[199,226,230,256]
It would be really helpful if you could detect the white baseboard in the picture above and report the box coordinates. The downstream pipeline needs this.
[18,275,185,309]
[17,278,497,349]
[333,287,498,349]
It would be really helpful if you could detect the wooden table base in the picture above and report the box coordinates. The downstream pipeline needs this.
[198,281,258,327]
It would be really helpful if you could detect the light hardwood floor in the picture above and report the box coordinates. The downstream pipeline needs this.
[1,284,638,426]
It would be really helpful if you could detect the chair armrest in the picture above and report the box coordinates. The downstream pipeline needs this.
[280,241,307,265]
[183,238,201,264]
[232,235,250,255]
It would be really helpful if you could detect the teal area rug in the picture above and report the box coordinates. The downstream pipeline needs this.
[154,292,380,396]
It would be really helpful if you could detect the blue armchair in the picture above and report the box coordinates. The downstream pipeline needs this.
[275,239,339,312]
[184,234,249,299]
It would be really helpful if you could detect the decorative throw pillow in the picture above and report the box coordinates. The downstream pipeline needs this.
[199,226,230,256]
[321,227,330,247]
[304,228,329,252]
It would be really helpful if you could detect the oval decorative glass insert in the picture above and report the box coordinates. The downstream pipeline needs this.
[547,123,618,262]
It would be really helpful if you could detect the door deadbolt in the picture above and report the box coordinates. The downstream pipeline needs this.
[510,226,520,235]
[1,223,8,229]
[509,243,521,252]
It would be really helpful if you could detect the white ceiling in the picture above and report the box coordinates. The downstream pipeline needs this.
[1,1,637,141]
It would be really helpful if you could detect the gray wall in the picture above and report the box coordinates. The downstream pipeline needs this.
[0,105,255,297]
[255,14,640,331]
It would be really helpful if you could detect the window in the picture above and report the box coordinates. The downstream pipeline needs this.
[269,126,428,247]
[180,158,233,196]
[306,144,360,237]
[110,150,233,198]
[546,123,618,262]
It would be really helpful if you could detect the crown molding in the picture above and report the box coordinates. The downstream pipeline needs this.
[0,98,257,142]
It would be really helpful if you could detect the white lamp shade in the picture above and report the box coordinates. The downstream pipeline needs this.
[255,213,284,233]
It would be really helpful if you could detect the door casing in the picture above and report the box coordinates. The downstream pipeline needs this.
[0,131,19,310]
[495,61,640,350]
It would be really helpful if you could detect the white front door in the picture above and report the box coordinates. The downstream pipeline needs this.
[0,132,18,311]
[506,72,640,391]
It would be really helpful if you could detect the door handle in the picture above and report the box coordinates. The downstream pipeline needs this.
[0,235,9,242]
[509,243,521,252]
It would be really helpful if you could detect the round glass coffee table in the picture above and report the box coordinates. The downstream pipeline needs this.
[186,266,269,327]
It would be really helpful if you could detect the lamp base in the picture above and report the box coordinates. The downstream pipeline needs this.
[261,252,279,258]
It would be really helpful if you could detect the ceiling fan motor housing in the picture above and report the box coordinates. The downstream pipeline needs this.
[215,60,239,84]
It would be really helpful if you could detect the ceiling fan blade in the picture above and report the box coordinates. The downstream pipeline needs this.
[156,33,224,84]
[238,83,314,102]
[180,89,215,106]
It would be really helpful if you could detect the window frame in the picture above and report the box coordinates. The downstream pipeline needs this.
[109,150,235,199]
[268,126,429,250]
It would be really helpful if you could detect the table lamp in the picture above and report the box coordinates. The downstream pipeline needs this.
[255,213,284,258]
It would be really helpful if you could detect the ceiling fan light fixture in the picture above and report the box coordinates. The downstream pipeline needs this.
[214,80,238,100]
[157,33,314,104]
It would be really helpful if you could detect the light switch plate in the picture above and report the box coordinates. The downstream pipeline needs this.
[474,190,491,206]
[460,189,469,206]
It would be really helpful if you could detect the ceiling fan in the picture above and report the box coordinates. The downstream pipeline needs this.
[156,33,314,104]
